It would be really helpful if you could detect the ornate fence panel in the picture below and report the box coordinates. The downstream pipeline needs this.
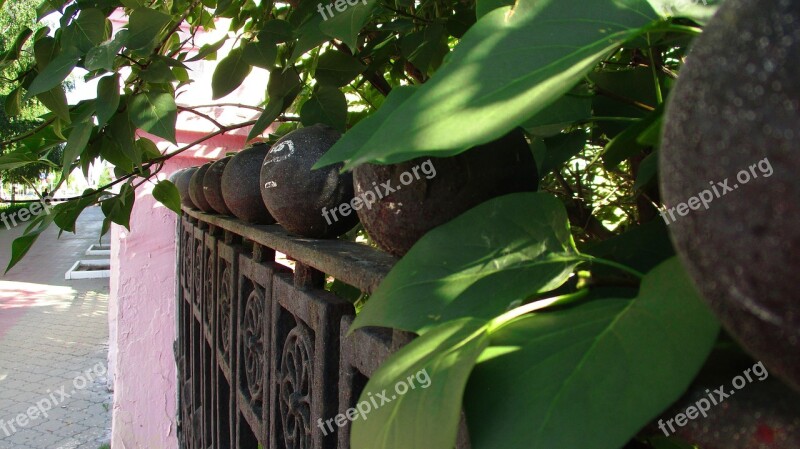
[177,208,466,449]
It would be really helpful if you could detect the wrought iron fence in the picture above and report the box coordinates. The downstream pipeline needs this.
[176,207,469,449]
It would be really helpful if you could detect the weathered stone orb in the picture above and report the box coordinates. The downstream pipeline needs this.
[174,167,199,209]
[353,128,538,256]
[203,157,232,215]
[660,0,800,391]
[189,162,214,213]
[221,144,276,224]
[259,124,358,238]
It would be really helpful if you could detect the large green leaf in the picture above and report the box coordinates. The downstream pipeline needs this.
[463,257,719,449]
[85,30,127,72]
[243,39,277,70]
[352,193,582,333]
[314,50,365,87]
[316,0,660,170]
[318,0,378,50]
[36,85,71,123]
[101,183,135,230]
[128,91,177,143]
[61,121,94,180]
[212,46,252,99]
[25,47,80,99]
[96,74,120,127]
[152,180,181,214]
[5,215,54,273]
[300,86,347,131]
[124,7,172,51]
[351,318,489,449]
[61,8,110,53]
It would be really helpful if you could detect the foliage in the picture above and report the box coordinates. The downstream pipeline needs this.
[0,0,64,188]
[0,0,726,447]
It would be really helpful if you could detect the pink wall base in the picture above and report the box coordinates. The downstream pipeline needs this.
[108,129,254,448]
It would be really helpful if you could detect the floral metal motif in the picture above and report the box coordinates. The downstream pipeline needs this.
[280,324,313,449]
[205,253,215,326]
[243,287,265,406]
[194,243,203,305]
[219,265,232,359]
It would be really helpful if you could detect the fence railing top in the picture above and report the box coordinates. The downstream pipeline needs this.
[183,207,397,293]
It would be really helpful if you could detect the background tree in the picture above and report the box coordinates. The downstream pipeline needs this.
[0,0,64,198]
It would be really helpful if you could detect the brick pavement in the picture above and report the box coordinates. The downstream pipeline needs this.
[0,206,112,449]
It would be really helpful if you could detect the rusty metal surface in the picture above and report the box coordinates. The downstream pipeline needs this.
[176,208,468,449]
[183,207,396,293]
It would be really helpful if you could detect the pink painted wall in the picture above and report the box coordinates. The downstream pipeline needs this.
[108,129,275,447]
[106,10,278,447]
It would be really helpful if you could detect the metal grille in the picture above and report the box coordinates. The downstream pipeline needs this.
[176,208,469,449]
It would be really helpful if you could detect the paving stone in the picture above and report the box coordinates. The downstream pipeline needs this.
[0,207,111,449]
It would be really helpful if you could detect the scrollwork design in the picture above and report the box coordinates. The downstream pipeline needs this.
[219,265,232,358]
[242,287,265,406]
[279,324,313,449]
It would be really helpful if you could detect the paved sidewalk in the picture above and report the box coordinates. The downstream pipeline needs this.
[0,206,111,449]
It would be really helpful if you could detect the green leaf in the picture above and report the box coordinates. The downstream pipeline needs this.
[0,151,42,171]
[318,0,378,50]
[5,215,54,273]
[124,7,172,51]
[314,50,365,87]
[186,36,227,62]
[399,24,449,75]
[35,85,71,123]
[464,257,719,449]
[84,31,127,72]
[5,87,22,117]
[212,46,252,99]
[259,19,293,44]
[352,193,582,333]
[53,195,96,233]
[96,74,120,127]
[289,14,327,64]
[60,121,94,180]
[139,59,178,83]
[352,318,489,449]
[648,0,720,24]
[539,130,588,176]
[101,183,135,230]
[243,40,277,70]
[33,36,58,70]
[522,87,592,137]
[1,28,32,66]
[317,0,659,170]
[25,47,80,99]
[633,151,658,191]
[476,0,513,19]
[136,137,162,160]
[603,104,663,168]
[300,86,347,131]
[246,99,283,141]
[266,66,302,99]
[106,113,142,164]
[152,180,181,214]
[128,91,177,143]
[62,8,110,53]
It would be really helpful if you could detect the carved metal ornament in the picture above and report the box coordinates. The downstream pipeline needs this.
[280,325,313,449]
[243,287,265,405]
[219,265,232,357]
[205,253,215,325]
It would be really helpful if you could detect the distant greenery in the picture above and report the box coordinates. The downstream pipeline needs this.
[0,0,63,190]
